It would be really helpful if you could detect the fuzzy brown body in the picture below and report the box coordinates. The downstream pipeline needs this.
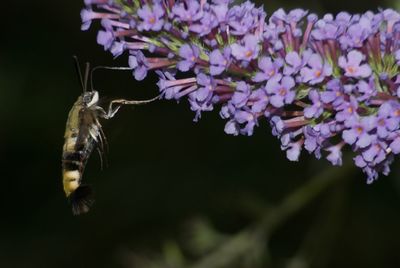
[62,92,103,214]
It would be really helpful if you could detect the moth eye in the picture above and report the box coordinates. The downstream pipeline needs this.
[83,95,91,103]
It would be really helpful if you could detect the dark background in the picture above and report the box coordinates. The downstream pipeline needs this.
[2,0,400,267]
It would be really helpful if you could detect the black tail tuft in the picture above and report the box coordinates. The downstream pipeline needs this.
[69,185,94,215]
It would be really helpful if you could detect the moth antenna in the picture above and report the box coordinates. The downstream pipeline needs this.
[73,56,85,93]
[84,62,90,93]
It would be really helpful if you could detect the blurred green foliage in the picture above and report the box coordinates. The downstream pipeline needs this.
[2,0,400,268]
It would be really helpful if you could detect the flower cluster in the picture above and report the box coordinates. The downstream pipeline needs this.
[81,0,400,183]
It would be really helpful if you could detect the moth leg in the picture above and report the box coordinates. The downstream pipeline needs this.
[96,147,104,171]
[95,119,109,168]
[97,121,109,152]
[95,106,108,118]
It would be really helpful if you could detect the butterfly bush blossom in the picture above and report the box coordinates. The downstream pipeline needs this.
[81,0,400,183]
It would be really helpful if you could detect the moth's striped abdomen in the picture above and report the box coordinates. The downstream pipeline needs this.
[62,94,99,215]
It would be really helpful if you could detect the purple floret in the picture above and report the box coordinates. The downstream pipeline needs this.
[171,0,203,22]
[190,12,218,36]
[253,57,283,82]
[342,116,375,148]
[338,50,372,78]
[300,53,332,85]
[231,34,260,62]
[177,44,200,72]
[265,76,295,108]
[209,47,231,76]
[137,3,165,31]
[128,51,148,80]
[304,90,324,119]
[375,102,400,138]
[231,82,251,108]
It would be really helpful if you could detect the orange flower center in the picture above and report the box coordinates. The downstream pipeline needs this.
[245,50,253,58]
[149,17,156,24]
[346,66,356,74]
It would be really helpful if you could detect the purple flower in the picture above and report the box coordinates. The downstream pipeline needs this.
[361,141,387,164]
[253,57,283,82]
[383,9,400,28]
[220,103,235,119]
[81,8,119,31]
[211,2,229,24]
[177,44,200,72]
[265,76,295,108]
[171,0,203,22]
[188,90,216,122]
[137,3,165,31]
[355,79,376,102]
[311,19,339,40]
[342,116,375,148]
[209,48,231,76]
[283,51,309,76]
[250,88,269,113]
[157,71,182,100]
[231,82,251,108]
[338,50,372,78]
[304,90,324,119]
[300,53,332,85]
[326,143,344,166]
[235,110,258,136]
[320,79,345,106]
[389,132,400,154]
[194,73,216,102]
[97,30,114,50]
[375,102,400,138]
[228,1,265,35]
[335,96,359,123]
[128,51,148,80]
[303,125,324,158]
[224,120,239,136]
[284,140,303,161]
[81,8,96,30]
[396,50,400,65]
[190,12,218,36]
[83,1,400,182]
[272,8,308,23]
[231,35,260,62]
[270,116,284,137]
[339,17,372,49]
[110,41,125,57]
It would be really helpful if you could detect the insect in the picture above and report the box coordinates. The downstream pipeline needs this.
[62,57,159,215]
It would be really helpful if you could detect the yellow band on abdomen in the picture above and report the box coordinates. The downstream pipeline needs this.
[63,170,81,196]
